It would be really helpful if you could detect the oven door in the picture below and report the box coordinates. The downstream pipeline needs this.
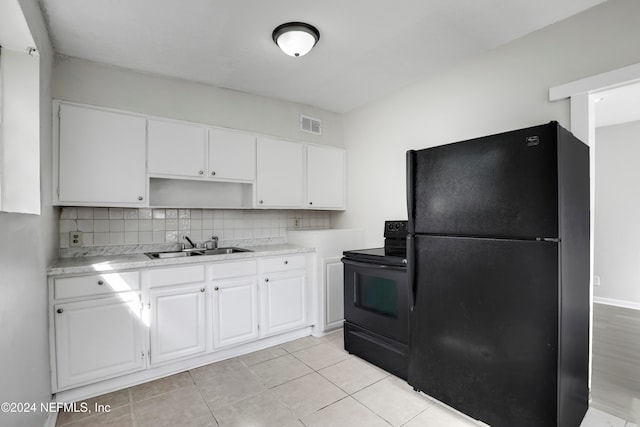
[342,258,408,344]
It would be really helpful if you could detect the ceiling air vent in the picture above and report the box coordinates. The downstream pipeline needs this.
[300,114,322,135]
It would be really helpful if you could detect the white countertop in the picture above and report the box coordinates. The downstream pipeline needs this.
[47,244,314,276]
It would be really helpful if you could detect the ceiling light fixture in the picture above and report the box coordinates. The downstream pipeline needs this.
[272,22,320,57]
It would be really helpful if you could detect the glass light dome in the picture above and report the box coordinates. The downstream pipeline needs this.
[272,22,320,57]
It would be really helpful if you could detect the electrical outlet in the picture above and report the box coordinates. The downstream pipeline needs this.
[593,275,601,286]
[293,218,301,229]
[70,231,83,247]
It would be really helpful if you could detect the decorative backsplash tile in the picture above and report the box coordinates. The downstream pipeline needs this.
[59,208,330,249]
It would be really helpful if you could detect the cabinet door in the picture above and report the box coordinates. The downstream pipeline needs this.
[58,104,146,205]
[324,258,345,329]
[147,119,207,177]
[209,129,256,181]
[261,271,307,336]
[306,145,345,209]
[212,277,258,348]
[149,284,207,366]
[54,294,144,390]
[256,137,303,207]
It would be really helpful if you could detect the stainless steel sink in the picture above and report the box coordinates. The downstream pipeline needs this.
[200,247,252,255]
[145,250,196,259]
[145,247,252,259]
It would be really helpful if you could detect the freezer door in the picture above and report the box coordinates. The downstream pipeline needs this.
[408,235,559,427]
[407,123,558,238]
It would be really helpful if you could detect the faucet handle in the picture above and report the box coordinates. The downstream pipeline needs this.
[205,236,219,250]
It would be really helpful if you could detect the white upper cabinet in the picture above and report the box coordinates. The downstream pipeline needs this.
[306,145,345,210]
[208,128,255,181]
[55,102,345,209]
[256,137,303,208]
[148,121,256,183]
[57,104,147,205]
[147,119,207,178]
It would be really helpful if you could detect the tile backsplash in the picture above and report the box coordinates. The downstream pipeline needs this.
[59,208,330,249]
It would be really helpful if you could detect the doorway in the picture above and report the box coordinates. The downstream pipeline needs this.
[550,66,640,422]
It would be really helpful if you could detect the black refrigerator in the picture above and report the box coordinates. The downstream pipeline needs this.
[406,122,589,427]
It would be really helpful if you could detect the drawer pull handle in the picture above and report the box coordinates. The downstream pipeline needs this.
[97,280,104,285]
[200,288,206,292]
[57,308,64,314]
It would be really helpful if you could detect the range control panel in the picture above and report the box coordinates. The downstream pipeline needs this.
[384,220,408,239]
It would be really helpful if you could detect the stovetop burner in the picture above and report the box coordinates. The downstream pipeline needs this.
[343,220,408,266]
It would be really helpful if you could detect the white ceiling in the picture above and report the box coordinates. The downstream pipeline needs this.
[39,0,605,113]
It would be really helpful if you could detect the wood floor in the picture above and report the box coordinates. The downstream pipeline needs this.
[591,302,640,424]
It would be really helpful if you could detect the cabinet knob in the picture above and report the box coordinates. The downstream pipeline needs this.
[259,200,263,204]
[199,170,204,175]
[97,280,104,285]
[284,260,288,265]
[265,278,269,283]
[138,196,143,201]
[214,286,219,291]
[200,288,205,292]
[211,171,216,176]
[57,308,64,314]
[309,201,313,205]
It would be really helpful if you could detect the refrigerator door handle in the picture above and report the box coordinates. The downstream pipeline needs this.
[406,150,416,234]
[537,237,560,242]
[407,234,415,311]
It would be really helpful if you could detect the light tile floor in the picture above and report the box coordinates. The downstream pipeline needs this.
[55,330,636,427]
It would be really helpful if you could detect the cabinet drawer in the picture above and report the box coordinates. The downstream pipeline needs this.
[211,260,257,279]
[148,265,206,288]
[261,254,306,273]
[54,271,140,300]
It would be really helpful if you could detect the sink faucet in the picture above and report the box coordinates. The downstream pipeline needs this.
[183,236,197,250]
[204,236,219,250]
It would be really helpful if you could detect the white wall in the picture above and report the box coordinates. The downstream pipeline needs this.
[0,1,56,426]
[594,120,640,305]
[53,56,344,148]
[334,0,640,247]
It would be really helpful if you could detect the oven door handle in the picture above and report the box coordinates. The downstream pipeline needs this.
[407,234,415,311]
[341,258,407,271]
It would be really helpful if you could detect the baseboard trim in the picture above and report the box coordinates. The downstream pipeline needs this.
[593,297,640,311]
[43,407,58,427]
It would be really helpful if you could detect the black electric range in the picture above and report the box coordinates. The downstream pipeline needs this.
[342,220,409,379]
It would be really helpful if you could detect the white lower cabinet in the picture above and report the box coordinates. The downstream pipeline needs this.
[50,252,312,394]
[54,293,145,389]
[212,277,259,348]
[260,272,307,336]
[324,258,345,330]
[286,229,365,333]
[149,284,207,365]
[259,255,308,337]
